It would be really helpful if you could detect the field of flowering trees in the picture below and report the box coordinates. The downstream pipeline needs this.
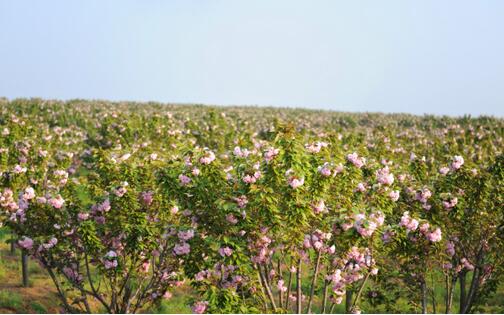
[0,98,503,314]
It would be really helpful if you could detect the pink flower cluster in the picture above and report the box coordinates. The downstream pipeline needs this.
[49,195,65,209]
[178,229,195,241]
[174,242,191,256]
[199,150,216,165]
[192,301,209,314]
[376,166,394,185]
[179,174,192,186]
[318,162,343,177]
[388,190,400,201]
[353,211,385,238]
[233,195,248,208]
[443,197,458,210]
[1,189,18,211]
[312,200,328,214]
[347,152,366,168]
[63,264,83,283]
[400,213,442,242]
[242,171,261,184]
[23,187,36,200]
[250,234,272,264]
[327,247,377,304]
[218,246,233,257]
[286,170,304,189]
[451,155,464,170]
[303,230,334,253]
[305,141,328,153]
[263,147,280,162]
[233,146,251,158]
[18,236,34,250]
[399,212,419,232]
[140,191,154,206]
[104,250,118,269]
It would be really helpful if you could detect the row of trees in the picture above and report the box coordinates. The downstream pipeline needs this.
[0,98,503,313]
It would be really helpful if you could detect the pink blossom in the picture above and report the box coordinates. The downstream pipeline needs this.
[389,190,400,201]
[49,195,65,209]
[312,200,327,214]
[278,279,288,292]
[376,167,394,185]
[439,167,450,175]
[219,246,233,257]
[446,242,456,256]
[178,229,195,241]
[233,195,248,208]
[170,206,179,214]
[141,261,151,273]
[174,243,191,255]
[104,260,118,269]
[451,155,464,170]
[443,197,458,210]
[347,152,366,168]
[163,291,173,299]
[18,237,34,250]
[288,176,304,189]
[415,188,432,203]
[226,214,238,224]
[23,187,36,200]
[13,165,27,174]
[426,228,442,242]
[399,212,419,232]
[140,191,154,206]
[114,187,127,197]
[78,212,89,221]
[355,183,366,192]
[179,174,192,186]
[199,151,216,165]
[192,301,208,314]
[264,147,280,162]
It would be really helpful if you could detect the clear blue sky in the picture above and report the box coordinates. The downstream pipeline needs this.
[1,0,503,116]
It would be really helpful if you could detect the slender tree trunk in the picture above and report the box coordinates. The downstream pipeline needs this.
[10,231,16,254]
[445,275,456,314]
[463,250,484,314]
[307,251,322,313]
[345,290,353,313]
[258,266,277,311]
[21,251,29,287]
[321,280,329,314]
[431,288,437,314]
[329,302,336,314]
[459,272,467,314]
[285,269,293,310]
[277,260,284,309]
[421,279,428,314]
[296,258,302,314]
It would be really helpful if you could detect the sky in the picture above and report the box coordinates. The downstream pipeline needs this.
[0,0,503,116]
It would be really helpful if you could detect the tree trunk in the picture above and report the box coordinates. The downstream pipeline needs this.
[345,290,353,313]
[445,275,457,313]
[321,280,329,313]
[307,251,322,313]
[10,232,16,255]
[421,280,428,314]
[296,258,302,314]
[285,270,293,310]
[21,251,29,287]
[459,272,467,314]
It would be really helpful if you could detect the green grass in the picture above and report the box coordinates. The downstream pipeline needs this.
[0,290,24,312]
[30,302,48,314]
